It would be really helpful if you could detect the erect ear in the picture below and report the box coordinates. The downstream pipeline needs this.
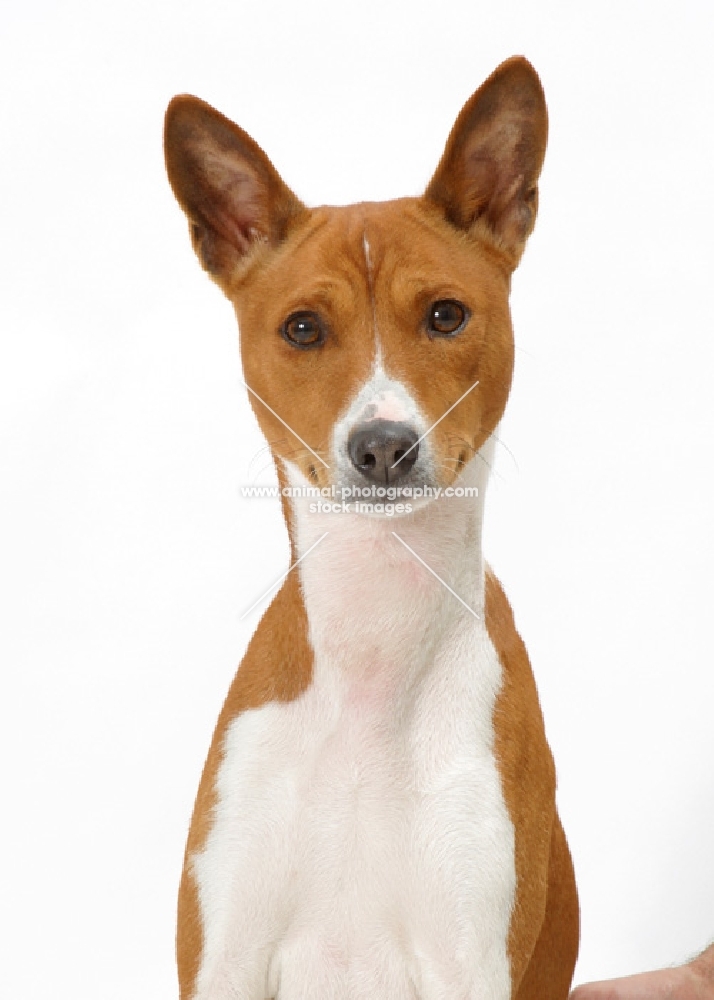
[164,95,305,281]
[424,56,548,265]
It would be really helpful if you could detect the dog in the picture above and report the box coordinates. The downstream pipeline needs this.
[164,55,579,1000]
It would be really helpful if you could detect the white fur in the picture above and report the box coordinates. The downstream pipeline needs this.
[190,368,515,1000]
[362,230,382,365]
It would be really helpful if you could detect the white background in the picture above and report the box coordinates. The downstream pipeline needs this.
[2,1,713,997]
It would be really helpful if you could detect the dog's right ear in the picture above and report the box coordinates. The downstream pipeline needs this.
[164,96,305,281]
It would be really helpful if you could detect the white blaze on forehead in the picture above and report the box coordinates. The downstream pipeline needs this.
[362,231,372,271]
[362,228,382,367]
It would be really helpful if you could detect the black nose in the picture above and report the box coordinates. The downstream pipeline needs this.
[347,420,420,484]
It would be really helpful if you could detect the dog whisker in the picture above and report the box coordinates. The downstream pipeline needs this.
[491,431,520,475]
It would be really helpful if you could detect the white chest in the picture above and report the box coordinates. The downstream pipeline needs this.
[191,611,516,1000]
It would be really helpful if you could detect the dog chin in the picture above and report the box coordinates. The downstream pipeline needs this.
[329,476,444,520]
[349,499,421,521]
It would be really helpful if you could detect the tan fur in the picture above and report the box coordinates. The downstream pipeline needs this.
[176,571,314,995]
[165,55,579,999]
[487,570,580,996]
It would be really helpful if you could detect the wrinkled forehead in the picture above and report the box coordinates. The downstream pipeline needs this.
[294,198,487,286]
[236,205,370,326]
[239,197,501,331]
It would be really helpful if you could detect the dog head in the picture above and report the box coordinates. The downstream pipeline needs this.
[164,57,547,505]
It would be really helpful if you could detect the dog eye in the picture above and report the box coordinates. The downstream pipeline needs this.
[427,300,468,337]
[281,311,325,348]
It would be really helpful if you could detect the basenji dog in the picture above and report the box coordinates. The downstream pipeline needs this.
[164,55,579,1000]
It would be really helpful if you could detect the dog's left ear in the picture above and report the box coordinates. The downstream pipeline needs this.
[424,56,547,265]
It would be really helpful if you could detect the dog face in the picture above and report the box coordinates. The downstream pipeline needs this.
[164,58,547,500]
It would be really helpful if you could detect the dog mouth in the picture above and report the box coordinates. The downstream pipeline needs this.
[326,459,454,519]
[294,460,475,521]
[298,428,472,519]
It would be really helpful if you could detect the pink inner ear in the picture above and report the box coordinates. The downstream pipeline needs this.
[166,94,305,278]
[198,149,268,254]
[464,121,521,206]
[424,59,546,255]
[460,121,538,243]
[461,151,499,222]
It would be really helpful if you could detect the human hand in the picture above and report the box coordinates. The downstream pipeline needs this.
[570,943,714,1000]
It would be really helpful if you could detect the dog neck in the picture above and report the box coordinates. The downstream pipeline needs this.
[282,435,495,706]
